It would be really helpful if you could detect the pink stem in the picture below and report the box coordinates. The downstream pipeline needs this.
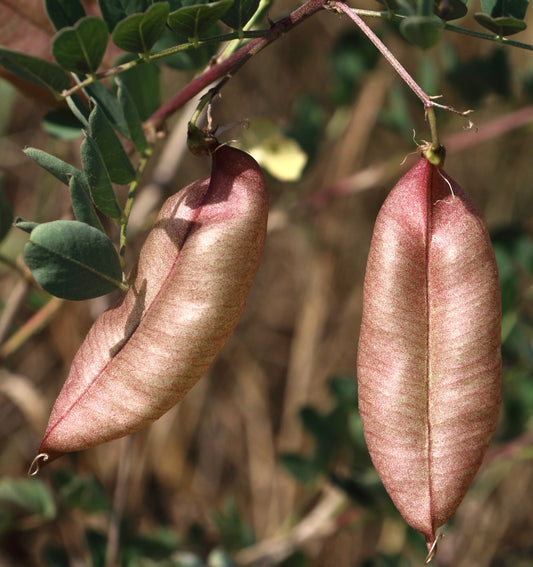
[146,0,328,131]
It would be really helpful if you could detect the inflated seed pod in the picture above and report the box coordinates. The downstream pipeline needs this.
[357,158,501,558]
[31,145,269,471]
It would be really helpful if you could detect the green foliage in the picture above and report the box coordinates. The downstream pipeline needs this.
[112,2,171,53]
[113,58,161,120]
[492,226,533,441]
[69,176,105,231]
[98,0,152,32]
[52,16,109,74]
[0,478,56,533]
[88,102,136,184]
[154,26,219,70]
[446,47,511,105]
[116,78,149,153]
[85,82,131,139]
[24,147,84,187]
[168,0,234,39]
[21,220,123,300]
[475,0,529,35]
[42,107,85,139]
[53,469,110,513]
[221,0,260,30]
[81,134,123,218]
[400,15,444,49]
[45,0,86,30]
[0,48,71,96]
[328,31,380,105]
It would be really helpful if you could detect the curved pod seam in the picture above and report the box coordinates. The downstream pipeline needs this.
[357,158,501,552]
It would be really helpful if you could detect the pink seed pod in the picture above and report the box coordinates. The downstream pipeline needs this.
[31,145,269,472]
[357,158,501,559]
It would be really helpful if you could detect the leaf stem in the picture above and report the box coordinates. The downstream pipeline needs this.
[59,31,267,99]
[119,147,153,270]
[330,2,472,122]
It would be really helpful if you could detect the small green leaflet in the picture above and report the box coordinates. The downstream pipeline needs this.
[23,220,123,300]
[88,103,136,184]
[221,0,259,30]
[98,0,151,31]
[24,147,84,186]
[116,78,148,153]
[112,2,170,53]
[52,16,109,74]
[69,176,105,232]
[0,48,71,96]
[168,0,233,39]
[45,0,86,30]
[81,134,123,219]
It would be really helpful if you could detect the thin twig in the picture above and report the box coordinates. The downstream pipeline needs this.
[331,1,472,121]
[146,0,329,131]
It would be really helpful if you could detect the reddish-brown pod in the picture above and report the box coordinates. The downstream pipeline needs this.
[31,145,269,472]
[357,158,501,558]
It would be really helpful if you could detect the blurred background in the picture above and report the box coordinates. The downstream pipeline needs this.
[1,0,533,565]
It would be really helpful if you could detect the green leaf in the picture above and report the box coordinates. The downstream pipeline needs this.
[81,134,123,219]
[43,107,84,140]
[0,478,56,530]
[112,2,170,53]
[88,103,136,184]
[84,82,130,139]
[481,0,528,19]
[66,95,90,129]
[24,147,83,186]
[400,14,444,48]
[0,176,13,244]
[98,0,150,31]
[0,48,71,96]
[15,219,39,234]
[69,176,105,232]
[168,0,233,38]
[24,220,123,300]
[53,470,110,513]
[45,0,86,30]
[473,12,527,35]
[279,454,320,483]
[116,78,148,153]
[112,57,160,120]
[221,0,259,29]
[52,16,109,74]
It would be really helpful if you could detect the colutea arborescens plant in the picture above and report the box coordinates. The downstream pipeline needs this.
[357,157,501,560]
[30,145,269,473]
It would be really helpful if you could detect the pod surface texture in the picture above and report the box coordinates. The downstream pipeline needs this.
[39,146,269,460]
[357,158,501,548]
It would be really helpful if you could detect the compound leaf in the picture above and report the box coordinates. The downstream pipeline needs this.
[112,2,170,53]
